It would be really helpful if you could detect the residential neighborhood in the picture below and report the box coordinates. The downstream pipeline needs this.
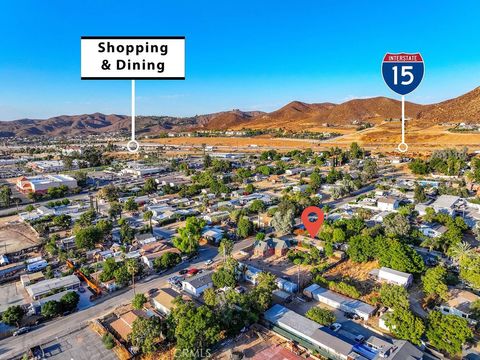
[0,139,479,360]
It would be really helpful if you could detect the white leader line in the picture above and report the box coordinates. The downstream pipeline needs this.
[131,80,136,141]
[401,95,405,144]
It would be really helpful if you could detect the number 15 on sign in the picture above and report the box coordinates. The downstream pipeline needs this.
[382,53,425,152]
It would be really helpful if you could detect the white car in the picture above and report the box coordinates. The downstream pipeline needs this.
[205,259,213,266]
[330,323,342,332]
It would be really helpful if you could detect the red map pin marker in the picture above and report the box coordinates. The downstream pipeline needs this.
[301,206,325,238]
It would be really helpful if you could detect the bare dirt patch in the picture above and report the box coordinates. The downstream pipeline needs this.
[0,221,40,254]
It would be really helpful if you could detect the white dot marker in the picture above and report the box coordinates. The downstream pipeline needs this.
[127,140,139,153]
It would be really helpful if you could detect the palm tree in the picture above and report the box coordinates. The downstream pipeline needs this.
[143,210,154,233]
[448,241,473,263]
[126,259,140,295]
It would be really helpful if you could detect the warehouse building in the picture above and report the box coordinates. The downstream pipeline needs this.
[303,284,375,320]
[264,305,424,360]
[25,275,80,300]
[16,174,78,194]
[263,304,359,360]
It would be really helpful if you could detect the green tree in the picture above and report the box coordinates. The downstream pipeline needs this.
[153,252,181,271]
[422,266,448,300]
[60,291,80,312]
[129,316,163,354]
[132,293,147,310]
[218,238,234,260]
[108,201,122,220]
[305,307,335,326]
[124,197,138,212]
[309,171,323,191]
[119,219,135,243]
[2,305,25,327]
[170,300,221,357]
[383,213,411,238]
[409,159,430,175]
[414,185,427,203]
[379,284,410,310]
[143,178,157,194]
[102,333,116,350]
[143,210,154,232]
[41,301,61,318]
[379,239,425,274]
[384,308,425,345]
[347,235,378,262]
[114,265,130,287]
[349,142,363,159]
[244,183,254,194]
[100,257,118,282]
[173,217,206,254]
[271,207,295,235]
[426,311,473,356]
[249,199,265,214]
[0,185,12,207]
[74,225,103,250]
[76,209,96,227]
[212,267,236,288]
[126,258,141,293]
[203,288,218,307]
[96,219,113,237]
[250,272,277,312]
[237,216,253,238]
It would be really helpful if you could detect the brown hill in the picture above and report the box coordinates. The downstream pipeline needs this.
[228,97,429,130]
[416,86,480,123]
[1,87,480,137]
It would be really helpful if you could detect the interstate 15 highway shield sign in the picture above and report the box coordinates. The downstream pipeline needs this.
[382,53,424,95]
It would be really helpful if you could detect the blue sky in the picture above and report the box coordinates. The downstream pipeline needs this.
[0,1,479,120]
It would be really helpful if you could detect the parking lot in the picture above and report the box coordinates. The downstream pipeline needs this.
[0,282,26,313]
[33,326,116,360]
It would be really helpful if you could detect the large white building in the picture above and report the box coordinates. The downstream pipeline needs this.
[25,275,80,300]
[16,174,78,194]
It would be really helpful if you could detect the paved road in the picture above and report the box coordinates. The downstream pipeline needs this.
[0,246,217,360]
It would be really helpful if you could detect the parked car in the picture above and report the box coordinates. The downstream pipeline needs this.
[179,269,188,275]
[147,288,158,296]
[354,335,365,343]
[13,327,30,336]
[205,259,213,266]
[330,323,342,332]
[187,268,199,276]
[78,287,86,293]
[345,312,360,320]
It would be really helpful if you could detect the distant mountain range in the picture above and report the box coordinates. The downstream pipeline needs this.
[1,87,480,138]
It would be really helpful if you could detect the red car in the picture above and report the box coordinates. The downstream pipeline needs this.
[187,268,199,276]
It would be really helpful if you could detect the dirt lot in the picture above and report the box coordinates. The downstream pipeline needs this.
[322,122,480,153]
[135,121,480,156]
[0,219,40,255]
[323,259,380,302]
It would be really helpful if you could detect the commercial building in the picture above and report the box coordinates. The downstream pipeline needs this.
[16,174,77,194]
[25,275,80,300]
[264,305,424,360]
[303,284,375,320]
[264,304,357,360]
